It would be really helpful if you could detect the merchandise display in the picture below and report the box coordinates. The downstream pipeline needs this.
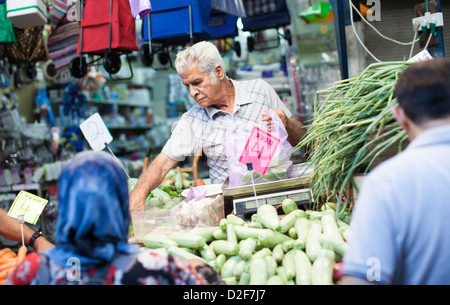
[0,0,448,288]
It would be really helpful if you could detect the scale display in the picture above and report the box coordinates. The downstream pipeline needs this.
[232,188,313,217]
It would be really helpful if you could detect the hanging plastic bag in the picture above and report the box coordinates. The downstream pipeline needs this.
[224,109,294,187]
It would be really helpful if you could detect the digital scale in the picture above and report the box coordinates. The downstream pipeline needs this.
[223,163,314,219]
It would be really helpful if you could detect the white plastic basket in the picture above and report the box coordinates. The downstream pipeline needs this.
[6,0,48,28]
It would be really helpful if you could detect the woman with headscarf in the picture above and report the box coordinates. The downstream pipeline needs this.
[5,151,223,285]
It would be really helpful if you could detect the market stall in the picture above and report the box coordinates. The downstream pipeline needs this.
[0,0,448,287]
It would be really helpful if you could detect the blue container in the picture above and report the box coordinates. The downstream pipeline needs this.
[142,0,212,45]
[241,0,291,32]
[206,9,238,39]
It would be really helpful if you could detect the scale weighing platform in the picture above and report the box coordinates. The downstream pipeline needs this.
[223,163,314,218]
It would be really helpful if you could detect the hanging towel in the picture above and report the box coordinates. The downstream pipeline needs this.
[128,0,151,19]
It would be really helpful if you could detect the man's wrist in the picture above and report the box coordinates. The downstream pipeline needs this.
[28,231,43,248]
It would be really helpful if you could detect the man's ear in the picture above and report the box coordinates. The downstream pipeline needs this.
[391,105,410,133]
[215,65,225,81]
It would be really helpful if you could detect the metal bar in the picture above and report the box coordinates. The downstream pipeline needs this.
[331,0,349,80]
[428,0,445,57]
[189,5,193,45]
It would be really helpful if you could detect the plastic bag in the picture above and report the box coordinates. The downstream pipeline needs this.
[224,109,294,187]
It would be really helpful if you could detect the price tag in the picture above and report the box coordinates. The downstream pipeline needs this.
[8,191,49,225]
[80,112,113,151]
[408,50,433,63]
[239,126,280,176]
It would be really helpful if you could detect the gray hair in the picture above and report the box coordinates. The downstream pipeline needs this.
[175,41,227,83]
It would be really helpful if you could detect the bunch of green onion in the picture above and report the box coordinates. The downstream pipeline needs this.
[295,61,411,218]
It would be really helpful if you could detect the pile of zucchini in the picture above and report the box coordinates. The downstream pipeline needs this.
[141,200,351,285]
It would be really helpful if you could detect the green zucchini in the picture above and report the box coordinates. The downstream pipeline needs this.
[311,249,334,285]
[267,275,286,285]
[294,218,310,250]
[292,249,312,285]
[212,229,227,240]
[321,210,346,246]
[288,227,297,239]
[320,234,349,257]
[257,204,280,230]
[278,209,307,233]
[258,229,293,248]
[168,231,206,249]
[251,247,272,259]
[221,256,242,278]
[306,220,322,262]
[209,253,227,271]
[281,251,296,280]
[142,233,178,249]
[249,257,268,285]
[238,238,257,260]
[189,226,218,243]
[150,187,171,200]
[199,244,216,261]
[233,260,247,279]
[234,225,265,240]
[265,256,278,277]
[174,170,183,191]
[167,246,205,262]
[281,198,298,215]
[272,244,284,264]
[227,223,238,245]
[227,214,245,226]
[211,240,240,256]
[238,271,250,285]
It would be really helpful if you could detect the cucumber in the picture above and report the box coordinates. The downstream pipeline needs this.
[258,229,292,248]
[311,249,334,285]
[294,218,310,250]
[249,257,268,285]
[278,209,307,233]
[234,225,265,240]
[305,220,322,262]
[142,233,178,249]
[292,249,312,285]
[211,240,240,256]
[238,238,257,260]
[281,198,298,215]
[267,275,286,285]
[168,231,206,249]
[257,204,280,230]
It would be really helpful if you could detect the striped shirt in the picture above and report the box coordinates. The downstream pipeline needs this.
[162,78,291,184]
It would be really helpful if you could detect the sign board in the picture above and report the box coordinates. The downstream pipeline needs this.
[80,112,113,151]
[8,190,49,225]
[239,126,280,176]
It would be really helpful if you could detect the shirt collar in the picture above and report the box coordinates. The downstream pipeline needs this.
[407,125,450,150]
[204,79,256,119]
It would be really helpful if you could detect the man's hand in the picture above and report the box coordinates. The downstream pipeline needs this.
[261,109,305,146]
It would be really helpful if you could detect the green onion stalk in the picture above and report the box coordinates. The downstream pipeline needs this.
[294,61,411,218]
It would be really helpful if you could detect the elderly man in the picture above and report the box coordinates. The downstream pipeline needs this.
[130,41,304,211]
[341,58,450,285]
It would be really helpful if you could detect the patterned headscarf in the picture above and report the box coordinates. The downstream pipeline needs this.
[46,151,139,270]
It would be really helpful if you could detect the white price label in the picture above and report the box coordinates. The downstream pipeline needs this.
[80,113,113,151]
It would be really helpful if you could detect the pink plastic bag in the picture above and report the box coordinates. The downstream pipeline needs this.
[224,109,294,187]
